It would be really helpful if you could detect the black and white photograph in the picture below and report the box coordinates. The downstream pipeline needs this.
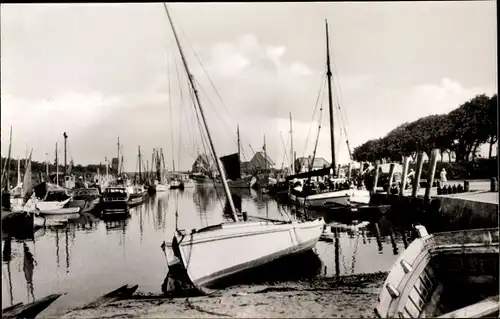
[1,2,498,318]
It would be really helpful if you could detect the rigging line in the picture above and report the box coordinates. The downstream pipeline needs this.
[302,72,326,159]
[167,46,176,172]
[192,76,252,164]
[179,26,239,134]
[183,69,225,211]
[310,81,326,171]
[279,131,290,170]
[179,26,261,161]
[172,46,190,168]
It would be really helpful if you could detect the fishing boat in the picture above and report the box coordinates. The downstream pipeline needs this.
[287,21,371,209]
[161,4,324,294]
[69,187,101,211]
[126,185,146,207]
[375,225,499,318]
[101,186,129,216]
[169,177,184,190]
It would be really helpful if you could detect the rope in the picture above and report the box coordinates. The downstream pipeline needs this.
[302,73,327,160]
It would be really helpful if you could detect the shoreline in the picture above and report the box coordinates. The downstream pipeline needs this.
[60,272,387,318]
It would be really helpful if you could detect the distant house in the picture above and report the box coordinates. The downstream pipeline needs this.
[249,151,275,171]
[294,156,330,173]
[191,154,212,173]
[240,161,252,175]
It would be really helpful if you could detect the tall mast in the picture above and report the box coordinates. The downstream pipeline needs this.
[17,157,20,186]
[237,124,241,161]
[55,142,59,186]
[263,134,267,172]
[45,153,49,182]
[63,132,68,175]
[138,146,142,183]
[325,19,336,173]
[168,57,176,174]
[163,3,238,222]
[289,112,294,174]
[117,137,120,176]
[1,126,12,188]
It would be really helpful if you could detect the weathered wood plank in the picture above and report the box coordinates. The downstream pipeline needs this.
[2,294,62,319]
[81,284,139,309]
[437,295,499,318]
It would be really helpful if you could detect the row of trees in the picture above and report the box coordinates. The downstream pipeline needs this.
[352,94,497,163]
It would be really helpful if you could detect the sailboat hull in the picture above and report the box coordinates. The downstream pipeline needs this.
[216,176,256,189]
[169,218,324,291]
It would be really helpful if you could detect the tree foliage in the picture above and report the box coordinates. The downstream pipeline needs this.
[353,94,498,162]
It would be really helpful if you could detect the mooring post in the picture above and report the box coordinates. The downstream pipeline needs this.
[387,163,396,193]
[372,160,381,195]
[424,149,439,202]
[490,177,498,192]
[400,156,410,196]
[411,152,425,197]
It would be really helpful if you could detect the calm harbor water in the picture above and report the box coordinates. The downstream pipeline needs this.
[2,185,409,314]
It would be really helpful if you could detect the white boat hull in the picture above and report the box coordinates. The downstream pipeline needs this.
[155,183,170,192]
[169,218,325,290]
[39,207,81,215]
[289,189,351,207]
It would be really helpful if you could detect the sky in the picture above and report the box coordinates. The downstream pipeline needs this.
[1,2,497,172]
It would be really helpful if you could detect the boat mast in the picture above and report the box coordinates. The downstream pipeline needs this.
[117,137,120,177]
[263,134,267,172]
[55,142,59,186]
[289,112,294,174]
[17,157,20,186]
[325,19,336,174]
[138,146,142,183]
[237,124,240,162]
[45,153,49,182]
[63,132,68,176]
[1,126,12,188]
[163,3,239,222]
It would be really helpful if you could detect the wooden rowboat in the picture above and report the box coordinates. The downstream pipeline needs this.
[375,225,499,318]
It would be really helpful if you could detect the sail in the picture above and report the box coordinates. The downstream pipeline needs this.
[285,166,332,181]
[22,150,33,204]
[219,153,241,181]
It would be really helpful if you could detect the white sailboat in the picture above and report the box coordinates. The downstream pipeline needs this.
[162,4,324,294]
[289,20,370,209]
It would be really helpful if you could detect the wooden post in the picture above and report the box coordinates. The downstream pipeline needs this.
[372,160,381,194]
[387,163,396,193]
[411,152,425,197]
[347,162,352,180]
[424,149,439,201]
[400,156,410,196]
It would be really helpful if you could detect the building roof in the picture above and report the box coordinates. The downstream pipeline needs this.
[295,157,330,168]
[253,151,275,166]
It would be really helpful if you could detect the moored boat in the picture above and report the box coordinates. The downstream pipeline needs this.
[101,187,129,216]
[126,185,146,207]
[161,4,325,295]
[375,225,499,318]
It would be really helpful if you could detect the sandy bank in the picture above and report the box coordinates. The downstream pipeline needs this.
[60,272,387,318]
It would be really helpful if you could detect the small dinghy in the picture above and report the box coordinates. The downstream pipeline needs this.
[375,225,499,318]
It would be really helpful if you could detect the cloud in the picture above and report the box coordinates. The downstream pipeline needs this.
[1,3,496,171]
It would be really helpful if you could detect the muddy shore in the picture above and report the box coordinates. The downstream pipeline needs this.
[60,272,387,318]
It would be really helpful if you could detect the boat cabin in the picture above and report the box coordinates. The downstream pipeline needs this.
[44,189,70,202]
[102,187,128,201]
[73,188,100,201]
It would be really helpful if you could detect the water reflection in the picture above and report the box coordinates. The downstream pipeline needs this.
[23,242,35,302]
[2,186,417,310]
